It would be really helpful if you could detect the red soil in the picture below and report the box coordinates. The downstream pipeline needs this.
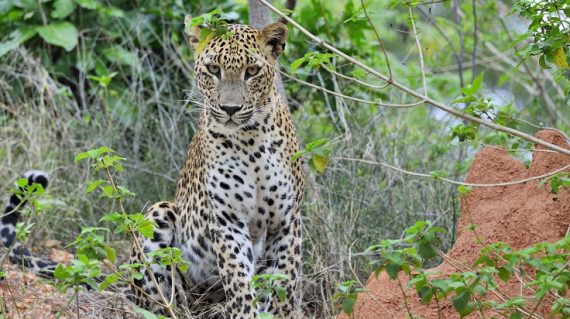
[339,130,570,319]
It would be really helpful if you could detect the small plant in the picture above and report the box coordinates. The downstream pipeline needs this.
[540,172,570,194]
[250,273,290,318]
[512,0,570,72]
[290,51,337,73]
[59,146,183,318]
[333,280,367,316]
[367,221,570,318]
[185,9,235,54]
[292,138,332,174]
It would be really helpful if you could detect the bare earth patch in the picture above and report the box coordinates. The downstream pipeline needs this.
[339,130,570,319]
[0,249,137,319]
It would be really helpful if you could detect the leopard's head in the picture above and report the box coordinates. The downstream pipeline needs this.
[185,16,287,132]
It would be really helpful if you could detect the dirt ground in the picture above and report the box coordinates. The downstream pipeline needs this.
[0,247,135,318]
[339,130,570,319]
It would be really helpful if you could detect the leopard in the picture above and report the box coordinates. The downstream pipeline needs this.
[128,16,305,319]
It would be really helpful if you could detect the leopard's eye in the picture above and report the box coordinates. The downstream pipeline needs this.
[245,65,260,79]
[206,64,220,77]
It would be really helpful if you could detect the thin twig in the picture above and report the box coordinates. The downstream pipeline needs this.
[409,6,428,96]
[332,157,570,187]
[453,0,465,88]
[279,68,425,108]
[471,0,478,81]
[360,0,392,81]
[104,167,177,319]
[417,7,464,85]
[397,277,414,317]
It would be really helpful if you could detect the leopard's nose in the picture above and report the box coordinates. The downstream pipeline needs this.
[220,105,242,116]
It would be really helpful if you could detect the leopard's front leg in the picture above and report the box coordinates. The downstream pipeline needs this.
[258,213,302,319]
[211,214,258,319]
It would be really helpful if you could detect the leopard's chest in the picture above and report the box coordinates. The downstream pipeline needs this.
[205,137,296,243]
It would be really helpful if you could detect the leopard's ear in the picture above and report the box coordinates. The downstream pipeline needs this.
[261,22,288,57]
[184,15,201,51]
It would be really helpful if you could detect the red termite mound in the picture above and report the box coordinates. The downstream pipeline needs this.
[339,130,570,319]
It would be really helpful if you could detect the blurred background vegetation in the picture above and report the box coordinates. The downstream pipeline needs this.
[1,0,568,316]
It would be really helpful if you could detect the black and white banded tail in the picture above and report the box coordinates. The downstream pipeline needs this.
[1,171,57,276]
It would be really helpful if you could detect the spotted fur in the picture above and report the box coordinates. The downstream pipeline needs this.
[129,18,304,319]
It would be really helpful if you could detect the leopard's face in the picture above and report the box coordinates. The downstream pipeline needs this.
[186,22,288,132]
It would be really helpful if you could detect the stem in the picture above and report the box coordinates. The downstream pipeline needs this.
[416,7,464,86]
[257,0,570,156]
[104,167,177,319]
[434,294,443,319]
[408,6,428,97]
[360,0,392,81]
[526,294,546,319]
[397,277,414,318]
[471,0,478,81]
[453,0,465,88]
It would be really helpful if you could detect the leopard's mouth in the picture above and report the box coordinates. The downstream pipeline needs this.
[210,109,253,129]
[210,114,249,130]
[224,118,239,128]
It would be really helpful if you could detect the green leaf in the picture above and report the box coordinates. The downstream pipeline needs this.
[538,54,551,69]
[134,307,161,319]
[471,72,485,93]
[86,179,106,193]
[497,266,511,282]
[429,170,448,179]
[99,273,120,290]
[290,150,306,162]
[305,138,328,151]
[385,262,400,280]
[417,241,436,260]
[17,177,28,188]
[74,151,91,163]
[431,279,449,293]
[275,286,287,301]
[0,28,37,58]
[104,245,116,264]
[342,295,357,315]
[310,154,329,174]
[51,0,76,18]
[452,95,476,105]
[458,185,472,195]
[417,286,433,304]
[290,57,306,72]
[74,0,98,9]
[54,264,70,280]
[36,22,78,51]
[452,291,473,318]
[136,216,155,239]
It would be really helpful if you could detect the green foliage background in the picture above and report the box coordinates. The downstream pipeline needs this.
[0,0,568,316]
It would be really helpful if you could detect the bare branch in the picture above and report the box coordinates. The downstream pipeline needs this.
[333,157,570,188]
[408,6,428,96]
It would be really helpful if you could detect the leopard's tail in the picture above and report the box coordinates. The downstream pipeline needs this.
[2,171,57,276]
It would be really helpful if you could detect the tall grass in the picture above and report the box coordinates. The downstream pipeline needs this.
[1,15,462,319]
